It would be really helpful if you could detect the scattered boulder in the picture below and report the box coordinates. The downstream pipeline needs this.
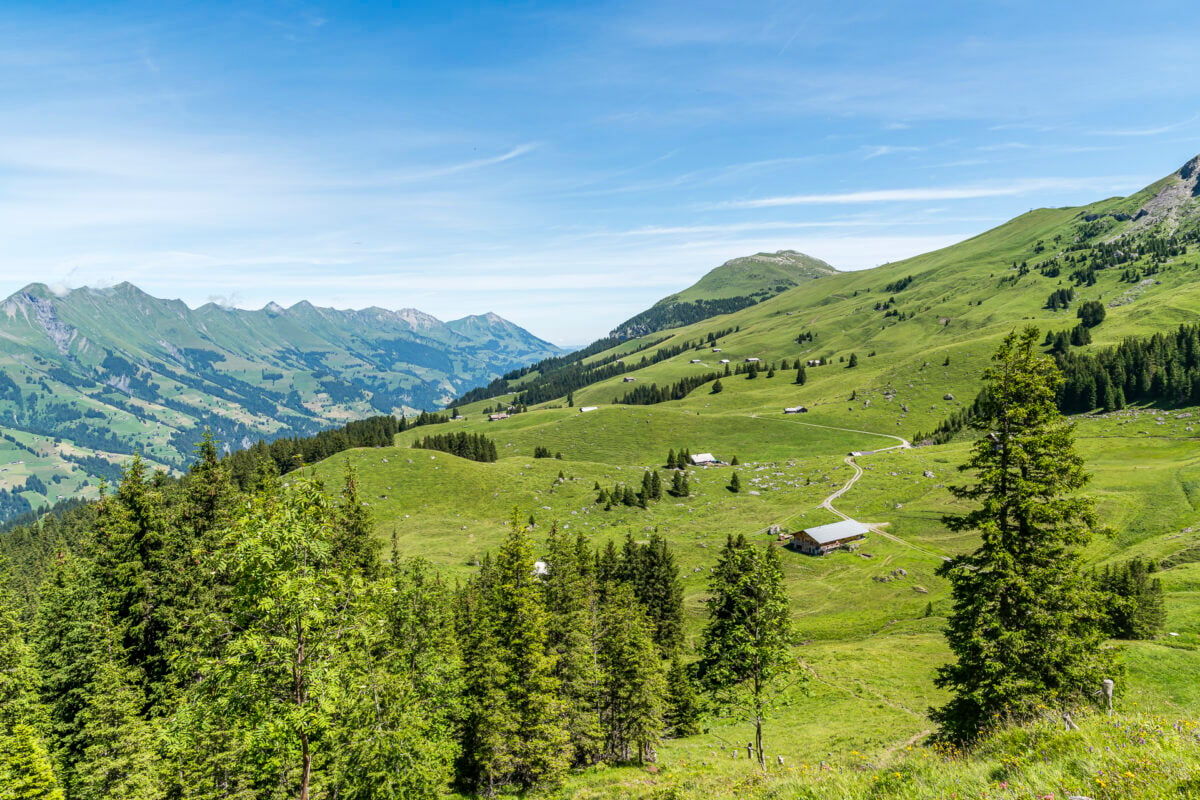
[943,393,955,401]
[913,585,929,594]
[923,470,935,478]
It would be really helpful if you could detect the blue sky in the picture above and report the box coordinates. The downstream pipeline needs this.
[1,1,1199,343]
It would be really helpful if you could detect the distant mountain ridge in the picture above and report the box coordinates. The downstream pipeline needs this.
[0,282,562,516]
[610,250,837,338]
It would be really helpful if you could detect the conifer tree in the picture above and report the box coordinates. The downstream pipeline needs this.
[664,656,702,738]
[933,327,1113,744]
[461,512,568,793]
[72,661,164,800]
[0,556,61,800]
[334,462,381,578]
[728,472,741,493]
[33,552,108,796]
[696,536,798,770]
[650,470,663,501]
[796,365,807,385]
[541,526,603,766]
[597,582,665,764]
[0,724,63,800]
[711,379,724,394]
[328,558,461,800]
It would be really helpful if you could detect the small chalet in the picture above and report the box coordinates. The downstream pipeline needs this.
[783,406,808,414]
[622,376,637,382]
[690,359,703,364]
[579,406,599,413]
[789,520,869,555]
[690,452,720,466]
[488,413,510,421]
[745,357,761,363]
[719,359,730,364]
[806,359,821,367]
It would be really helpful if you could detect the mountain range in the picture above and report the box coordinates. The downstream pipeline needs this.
[0,283,562,518]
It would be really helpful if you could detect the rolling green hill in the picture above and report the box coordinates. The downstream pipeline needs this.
[0,282,562,519]
[610,249,838,338]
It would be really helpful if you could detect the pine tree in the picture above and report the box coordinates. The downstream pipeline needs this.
[0,556,61,800]
[541,526,603,767]
[0,724,63,800]
[711,379,724,394]
[597,583,666,764]
[664,656,702,738]
[461,512,568,793]
[334,462,381,577]
[795,365,807,385]
[848,353,859,368]
[932,327,1114,744]
[665,449,675,470]
[728,472,741,493]
[696,536,798,770]
[669,471,686,498]
[33,552,108,796]
[650,470,663,501]
[72,661,164,800]
[327,559,461,800]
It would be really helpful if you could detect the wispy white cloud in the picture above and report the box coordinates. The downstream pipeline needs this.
[861,145,923,159]
[1090,115,1199,137]
[713,176,1146,209]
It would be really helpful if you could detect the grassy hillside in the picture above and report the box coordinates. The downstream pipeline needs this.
[610,250,839,338]
[300,155,1200,797]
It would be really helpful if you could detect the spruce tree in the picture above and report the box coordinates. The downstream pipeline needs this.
[650,471,663,501]
[728,472,741,493]
[696,536,797,770]
[933,327,1113,744]
[72,661,164,800]
[0,724,63,800]
[664,656,702,738]
[541,526,603,766]
[795,365,807,385]
[334,463,380,577]
[462,512,568,793]
[711,379,723,394]
[597,583,665,765]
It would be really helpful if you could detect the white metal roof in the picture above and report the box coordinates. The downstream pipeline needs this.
[802,520,869,544]
[691,453,717,464]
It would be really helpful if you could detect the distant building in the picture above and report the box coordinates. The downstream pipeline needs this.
[711,348,722,352]
[690,452,719,466]
[579,406,599,413]
[745,357,761,363]
[783,406,808,414]
[623,376,637,382]
[488,413,510,421]
[790,520,869,555]
[719,359,730,364]
[806,359,821,367]
[690,359,703,364]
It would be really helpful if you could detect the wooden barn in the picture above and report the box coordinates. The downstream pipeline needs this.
[789,520,869,555]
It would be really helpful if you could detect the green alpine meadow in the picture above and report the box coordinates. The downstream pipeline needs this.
[4,4,1200,797]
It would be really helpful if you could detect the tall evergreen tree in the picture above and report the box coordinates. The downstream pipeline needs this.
[664,656,702,738]
[541,526,603,767]
[933,327,1114,744]
[0,556,62,800]
[695,536,798,770]
[72,661,164,800]
[334,463,381,578]
[597,583,666,765]
[460,512,568,794]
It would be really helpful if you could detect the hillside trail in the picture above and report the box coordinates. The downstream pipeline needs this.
[760,418,950,561]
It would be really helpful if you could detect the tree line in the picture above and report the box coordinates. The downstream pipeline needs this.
[412,431,499,462]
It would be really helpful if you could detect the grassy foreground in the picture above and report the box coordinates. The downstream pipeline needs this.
[554,712,1200,800]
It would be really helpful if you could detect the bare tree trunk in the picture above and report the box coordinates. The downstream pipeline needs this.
[755,714,765,771]
[300,732,312,800]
